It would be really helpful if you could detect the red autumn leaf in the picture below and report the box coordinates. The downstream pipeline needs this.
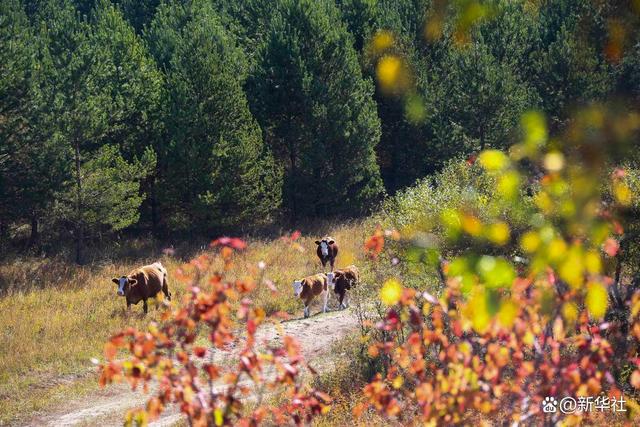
[631,370,640,389]
[247,319,257,335]
[193,346,207,358]
[211,236,247,250]
[466,153,477,165]
[386,309,399,326]
[603,238,620,257]
[613,168,626,178]
[264,279,278,293]
[364,231,384,259]
[547,268,556,285]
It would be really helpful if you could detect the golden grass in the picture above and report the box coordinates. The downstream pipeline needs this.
[0,256,189,424]
[0,220,371,424]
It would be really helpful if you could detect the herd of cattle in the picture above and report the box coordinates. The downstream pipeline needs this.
[111,236,359,318]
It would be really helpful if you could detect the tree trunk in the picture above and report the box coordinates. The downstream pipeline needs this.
[0,217,7,252]
[151,181,159,237]
[288,144,298,224]
[0,218,7,240]
[28,215,38,247]
[74,142,84,265]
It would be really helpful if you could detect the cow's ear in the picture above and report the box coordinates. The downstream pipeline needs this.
[129,278,138,286]
[112,278,119,284]
[328,240,335,245]
[314,240,321,245]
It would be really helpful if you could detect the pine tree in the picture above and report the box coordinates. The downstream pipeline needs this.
[430,38,535,153]
[248,0,383,218]
[146,0,282,230]
[31,0,160,262]
[0,0,70,246]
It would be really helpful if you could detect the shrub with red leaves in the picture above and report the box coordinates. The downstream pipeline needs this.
[100,240,330,426]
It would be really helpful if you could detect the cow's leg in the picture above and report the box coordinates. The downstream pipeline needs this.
[321,259,327,272]
[304,303,310,318]
[330,258,335,272]
[162,276,171,301]
[323,289,328,313]
[127,302,131,313]
[143,299,148,314]
[338,291,345,309]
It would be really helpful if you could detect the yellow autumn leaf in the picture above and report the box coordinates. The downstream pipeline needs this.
[523,331,535,346]
[520,231,540,253]
[465,291,490,333]
[584,250,602,274]
[552,316,565,340]
[497,170,521,199]
[392,376,404,389]
[377,55,402,90]
[559,247,584,289]
[134,411,148,426]
[380,278,403,306]
[371,30,394,53]
[521,110,547,151]
[562,302,579,324]
[478,150,509,171]
[586,282,608,319]
[497,300,518,328]
[214,408,224,426]
[534,191,553,214]
[183,386,194,403]
[462,214,483,236]
[548,238,567,262]
[486,222,510,246]
[613,181,632,205]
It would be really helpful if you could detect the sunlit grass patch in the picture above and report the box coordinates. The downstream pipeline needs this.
[0,220,370,423]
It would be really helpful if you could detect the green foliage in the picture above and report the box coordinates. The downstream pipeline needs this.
[147,0,282,230]
[380,160,530,236]
[54,145,155,232]
[2,0,639,258]
[376,159,532,291]
[23,0,162,259]
[248,0,384,217]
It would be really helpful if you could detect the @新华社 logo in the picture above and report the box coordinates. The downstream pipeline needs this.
[542,396,558,413]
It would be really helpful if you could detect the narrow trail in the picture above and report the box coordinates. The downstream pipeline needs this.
[26,308,358,427]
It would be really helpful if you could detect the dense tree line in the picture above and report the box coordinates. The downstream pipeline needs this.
[1,0,637,260]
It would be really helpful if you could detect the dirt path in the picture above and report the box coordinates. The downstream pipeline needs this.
[25,308,358,427]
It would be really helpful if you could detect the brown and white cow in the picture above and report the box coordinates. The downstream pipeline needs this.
[112,262,171,313]
[315,236,338,271]
[326,265,359,309]
[292,273,329,318]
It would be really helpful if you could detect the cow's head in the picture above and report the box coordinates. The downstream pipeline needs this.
[293,279,303,297]
[326,272,335,289]
[315,237,335,257]
[111,276,137,296]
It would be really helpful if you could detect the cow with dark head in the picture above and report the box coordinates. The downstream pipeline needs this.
[326,265,359,309]
[315,236,338,271]
[112,262,171,314]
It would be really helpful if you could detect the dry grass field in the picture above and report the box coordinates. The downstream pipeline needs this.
[0,220,372,425]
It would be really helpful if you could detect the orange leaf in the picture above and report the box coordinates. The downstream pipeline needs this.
[104,342,117,361]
